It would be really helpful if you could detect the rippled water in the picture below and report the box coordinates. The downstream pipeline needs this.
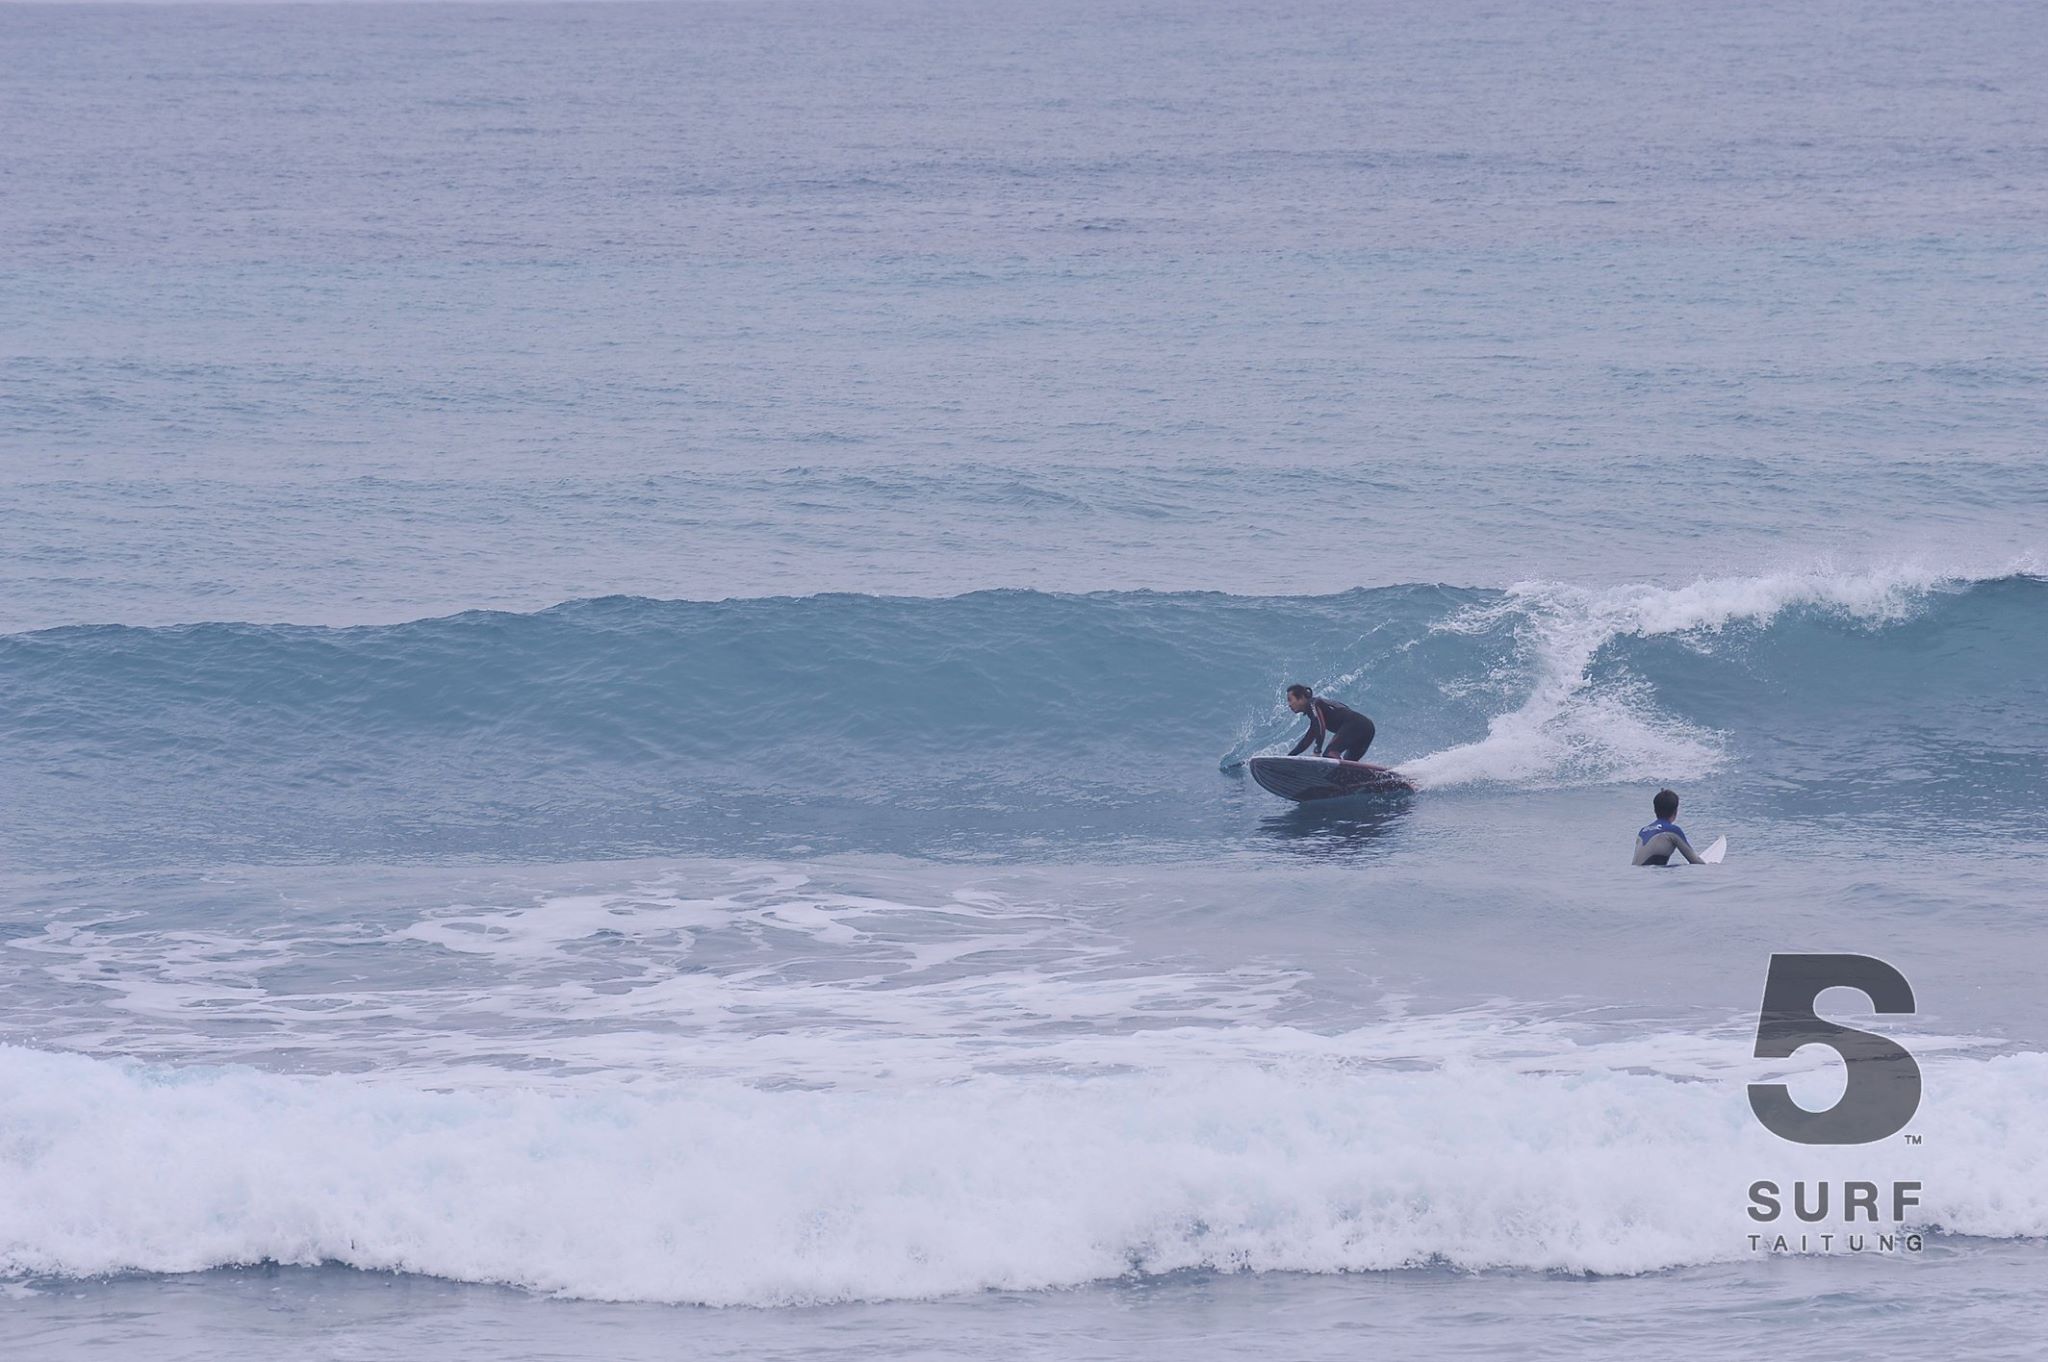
[3,1,2047,1358]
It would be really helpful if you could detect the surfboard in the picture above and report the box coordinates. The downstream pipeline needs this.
[1247,755,1417,803]
[1700,835,1727,864]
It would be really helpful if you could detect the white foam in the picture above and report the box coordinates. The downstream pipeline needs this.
[4,874,1305,1087]
[1401,562,2011,790]
[2,1041,2042,1305]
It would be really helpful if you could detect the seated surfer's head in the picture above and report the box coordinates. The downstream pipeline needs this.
[1653,788,1679,821]
[1285,683,1313,714]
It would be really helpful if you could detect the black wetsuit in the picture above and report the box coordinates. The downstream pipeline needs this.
[1289,696,1376,761]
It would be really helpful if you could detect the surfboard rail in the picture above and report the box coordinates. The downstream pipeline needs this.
[1247,755,1416,802]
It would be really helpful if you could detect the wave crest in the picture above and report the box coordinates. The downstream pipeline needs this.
[1400,562,1992,789]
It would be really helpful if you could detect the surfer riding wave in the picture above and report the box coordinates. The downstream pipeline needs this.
[1285,684,1376,762]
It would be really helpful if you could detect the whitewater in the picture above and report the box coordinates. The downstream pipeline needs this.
[5,0,2048,1358]
[6,566,2047,1333]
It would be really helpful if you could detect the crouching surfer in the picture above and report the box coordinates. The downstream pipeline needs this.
[1634,787,1705,865]
[1285,684,1376,762]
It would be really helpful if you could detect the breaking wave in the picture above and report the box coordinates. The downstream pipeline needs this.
[1,564,2040,863]
[3,1040,2045,1305]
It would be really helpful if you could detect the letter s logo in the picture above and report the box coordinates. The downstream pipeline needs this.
[1748,953,1921,1145]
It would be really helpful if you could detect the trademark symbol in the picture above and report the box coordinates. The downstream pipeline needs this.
[1903,1133,1923,1145]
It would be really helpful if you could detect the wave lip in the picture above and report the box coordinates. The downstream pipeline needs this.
[4,1043,2047,1305]
[1397,562,2026,789]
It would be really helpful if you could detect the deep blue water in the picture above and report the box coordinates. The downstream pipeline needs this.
[2,2,2046,1358]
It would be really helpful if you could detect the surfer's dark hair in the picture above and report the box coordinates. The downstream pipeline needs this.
[1653,788,1679,820]
[1286,683,1312,701]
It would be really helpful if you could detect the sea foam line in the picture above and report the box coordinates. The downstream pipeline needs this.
[4,1043,2047,1305]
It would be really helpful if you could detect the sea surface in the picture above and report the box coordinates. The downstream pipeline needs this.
[3,1,2047,1358]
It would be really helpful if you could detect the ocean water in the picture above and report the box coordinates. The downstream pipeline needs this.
[3,1,2047,1358]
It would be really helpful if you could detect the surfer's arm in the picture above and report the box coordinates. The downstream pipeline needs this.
[1287,706,1323,756]
[1665,823,1705,863]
